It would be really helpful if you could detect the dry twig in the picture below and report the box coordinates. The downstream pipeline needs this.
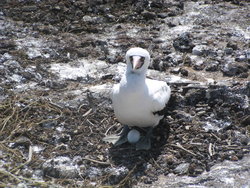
[169,143,197,156]
[83,157,110,166]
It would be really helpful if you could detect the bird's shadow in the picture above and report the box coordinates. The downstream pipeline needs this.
[107,119,170,185]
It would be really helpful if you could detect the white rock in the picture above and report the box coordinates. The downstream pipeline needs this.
[192,45,207,56]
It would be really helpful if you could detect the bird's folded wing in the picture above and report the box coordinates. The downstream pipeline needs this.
[151,82,171,114]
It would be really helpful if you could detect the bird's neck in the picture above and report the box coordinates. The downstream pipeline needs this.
[126,71,146,81]
[120,72,146,90]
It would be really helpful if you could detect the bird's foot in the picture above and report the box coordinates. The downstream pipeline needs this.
[135,127,153,150]
[135,136,151,150]
[103,125,130,146]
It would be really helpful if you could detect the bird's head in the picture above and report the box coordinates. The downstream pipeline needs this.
[125,47,150,75]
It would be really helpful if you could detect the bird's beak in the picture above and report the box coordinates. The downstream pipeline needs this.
[132,56,143,70]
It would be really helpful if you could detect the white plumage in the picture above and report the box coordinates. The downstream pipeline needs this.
[103,47,171,150]
[112,47,171,128]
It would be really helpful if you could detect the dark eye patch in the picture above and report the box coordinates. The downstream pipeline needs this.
[140,56,145,62]
[129,56,133,62]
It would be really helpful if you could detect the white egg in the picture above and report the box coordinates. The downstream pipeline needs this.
[127,129,140,144]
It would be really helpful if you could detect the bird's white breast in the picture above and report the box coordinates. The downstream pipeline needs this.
[112,78,167,128]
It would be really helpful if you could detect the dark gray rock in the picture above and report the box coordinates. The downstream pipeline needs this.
[165,53,183,67]
[180,68,189,76]
[190,56,205,70]
[238,72,249,78]
[174,110,193,122]
[192,45,208,56]
[205,61,219,72]
[224,47,234,55]
[141,11,157,20]
[151,56,170,72]
[235,53,247,62]
[173,32,195,53]
[246,51,250,62]
[151,1,165,8]
[221,62,248,77]
[226,41,238,50]
[0,53,13,63]
[152,38,165,44]
[158,13,169,19]
[0,40,16,51]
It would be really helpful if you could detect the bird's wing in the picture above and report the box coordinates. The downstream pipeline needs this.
[148,80,171,116]
[111,83,119,100]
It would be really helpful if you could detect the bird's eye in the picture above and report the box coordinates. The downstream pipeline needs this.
[140,56,145,63]
[129,56,133,62]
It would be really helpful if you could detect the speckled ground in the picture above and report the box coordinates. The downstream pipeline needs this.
[0,0,249,187]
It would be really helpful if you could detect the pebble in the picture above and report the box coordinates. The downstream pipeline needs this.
[152,38,165,44]
[197,110,206,116]
[246,51,250,61]
[190,56,205,70]
[230,155,239,161]
[158,13,169,19]
[170,67,181,74]
[167,18,180,27]
[180,68,188,76]
[192,45,208,56]
[205,61,219,72]
[174,163,190,174]
[235,54,247,62]
[82,15,102,24]
[224,47,234,55]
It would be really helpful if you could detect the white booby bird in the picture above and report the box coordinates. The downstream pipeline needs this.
[104,47,171,150]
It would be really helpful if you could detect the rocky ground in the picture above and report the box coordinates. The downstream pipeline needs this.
[0,0,249,187]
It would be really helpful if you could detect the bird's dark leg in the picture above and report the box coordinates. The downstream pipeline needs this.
[114,125,129,146]
[103,125,130,146]
[136,127,153,150]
